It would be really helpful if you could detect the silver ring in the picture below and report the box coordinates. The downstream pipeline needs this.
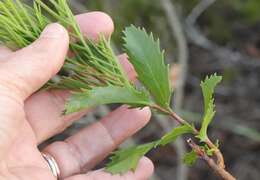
[42,152,60,179]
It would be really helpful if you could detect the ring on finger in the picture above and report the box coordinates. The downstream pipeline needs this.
[42,152,61,179]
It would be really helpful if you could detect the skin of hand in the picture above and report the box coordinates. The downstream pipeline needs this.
[0,12,154,180]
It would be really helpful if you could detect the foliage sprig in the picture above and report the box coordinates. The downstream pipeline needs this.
[0,1,235,179]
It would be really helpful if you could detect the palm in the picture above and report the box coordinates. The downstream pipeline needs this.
[1,114,55,180]
[0,12,153,180]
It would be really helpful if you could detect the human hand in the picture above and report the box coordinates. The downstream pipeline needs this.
[0,12,153,180]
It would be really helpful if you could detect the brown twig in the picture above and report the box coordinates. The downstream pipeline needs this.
[205,137,225,169]
[187,139,235,180]
[150,104,236,180]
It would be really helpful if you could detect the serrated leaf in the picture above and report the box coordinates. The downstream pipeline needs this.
[105,141,158,174]
[159,124,193,146]
[198,74,222,141]
[201,74,222,111]
[183,150,198,166]
[105,125,193,174]
[65,86,151,114]
[198,100,216,141]
[123,26,171,108]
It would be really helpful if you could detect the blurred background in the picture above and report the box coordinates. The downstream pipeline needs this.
[42,0,260,179]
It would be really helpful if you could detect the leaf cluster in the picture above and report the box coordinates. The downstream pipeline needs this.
[106,74,222,174]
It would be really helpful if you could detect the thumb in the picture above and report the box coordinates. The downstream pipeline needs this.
[0,23,69,100]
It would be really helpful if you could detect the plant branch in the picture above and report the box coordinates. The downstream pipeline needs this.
[150,104,235,180]
[205,137,225,169]
[187,139,235,180]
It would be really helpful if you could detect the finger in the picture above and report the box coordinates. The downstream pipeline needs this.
[25,89,90,142]
[118,54,137,81]
[26,54,135,143]
[64,157,154,180]
[43,106,151,178]
[0,45,12,60]
[0,23,69,100]
[75,12,114,41]
[128,157,154,180]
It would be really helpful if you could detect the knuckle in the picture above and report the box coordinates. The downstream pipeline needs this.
[23,44,63,75]
[64,140,83,171]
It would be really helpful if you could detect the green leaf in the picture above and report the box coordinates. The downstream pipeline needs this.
[123,26,171,108]
[204,144,215,156]
[198,100,216,141]
[201,74,222,111]
[198,74,222,141]
[65,86,151,114]
[159,124,193,146]
[202,141,219,156]
[106,124,193,174]
[183,150,198,166]
[105,141,158,174]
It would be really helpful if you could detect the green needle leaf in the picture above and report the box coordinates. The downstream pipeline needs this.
[64,86,151,114]
[198,74,222,141]
[123,26,171,108]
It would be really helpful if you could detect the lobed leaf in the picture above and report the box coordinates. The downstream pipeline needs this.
[123,26,171,108]
[200,74,222,112]
[105,124,193,174]
[198,74,222,141]
[183,150,198,166]
[105,142,158,175]
[64,86,151,114]
[159,124,193,146]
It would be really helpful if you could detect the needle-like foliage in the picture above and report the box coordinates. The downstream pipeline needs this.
[0,0,131,90]
[0,0,49,48]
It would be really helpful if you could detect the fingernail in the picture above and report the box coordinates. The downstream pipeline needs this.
[40,23,67,38]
